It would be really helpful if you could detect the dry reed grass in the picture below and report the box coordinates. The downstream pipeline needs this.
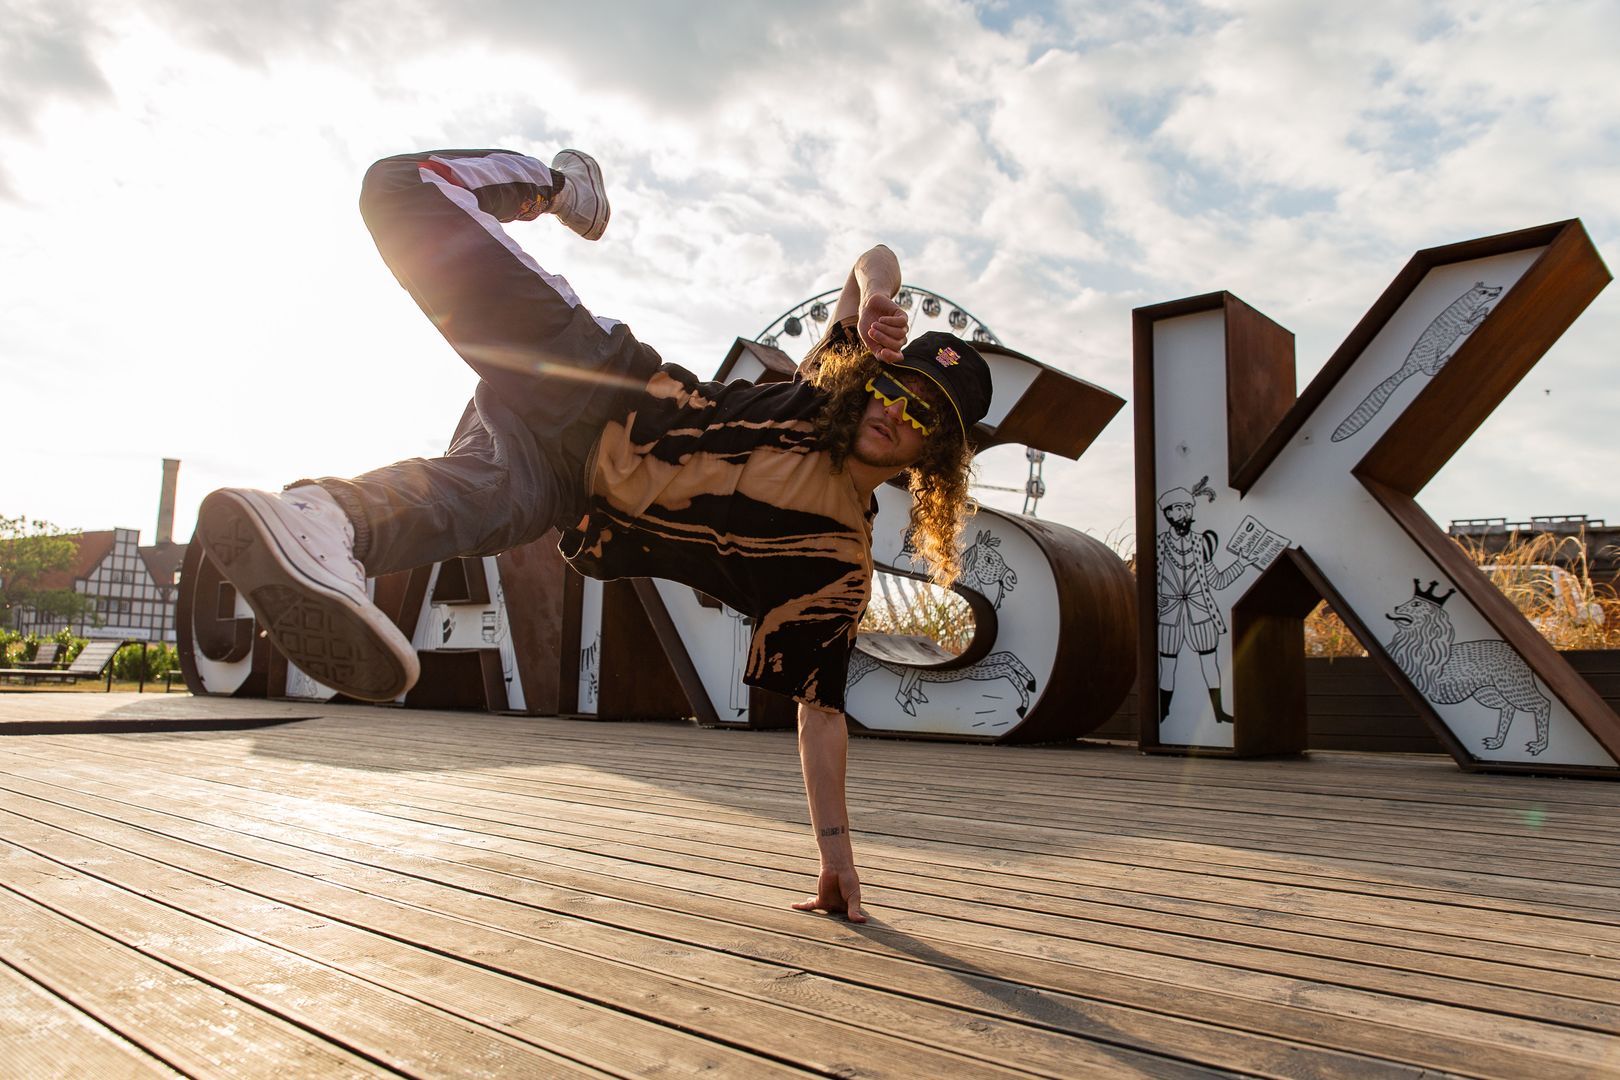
[860,573,974,654]
[1307,529,1620,657]
[865,529,1620,660]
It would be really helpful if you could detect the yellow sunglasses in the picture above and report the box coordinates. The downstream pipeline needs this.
[865,371,937,436]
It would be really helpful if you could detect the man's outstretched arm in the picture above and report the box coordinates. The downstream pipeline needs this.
[791,701,867,922]
[832,245,908,364]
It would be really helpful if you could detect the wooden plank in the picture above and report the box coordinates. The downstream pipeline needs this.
[167,712,1620,843]
[0,778,1254,1080]
[15,764,1607,1080]
[0,873,393,1078]
[195,722,1620,894]
[0,840,628,1077]
[0,798,1041,1080]
[409,797,1620,977]
[0,960,183,1080]
[0,767,1503,1080]
[0,816,810,1080]
[405,729,1620,855]
[51,779,1421,1080]
[577,738,1620,850]
[3,748,1613,1078]
[9,702,1607,841]
[258,706,1620,817]
[45,753,1619,1013]
[19,739,1618,995]
[12,725,1620,952]
[19,731,1613,939]
[4,705,1619,1079]
[231,767,1620,1003]
[294,808,1620,1077]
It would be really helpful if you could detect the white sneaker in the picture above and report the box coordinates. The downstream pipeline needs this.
[195,485,419,701]
[548,149,610,240]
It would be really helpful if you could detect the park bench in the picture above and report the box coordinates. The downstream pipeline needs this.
[12,643,63,669]
[0,640,130,689]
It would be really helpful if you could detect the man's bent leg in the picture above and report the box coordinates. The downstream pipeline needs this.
[197,385,576,700]
[312,384,577,577]
[359,148,658,438]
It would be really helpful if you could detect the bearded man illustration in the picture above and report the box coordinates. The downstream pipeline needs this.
[1155,477,1255,726]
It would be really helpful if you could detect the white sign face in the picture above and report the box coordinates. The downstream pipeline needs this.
[977,352,1041,428]
[282,664,335,702]
[644,483,1075,739]
[576,577,602,715]
[845,484,1061,737]
[408,555,524,710]
[651,579,754,726]
[1144,229,1617,772]
[189,585,259,696]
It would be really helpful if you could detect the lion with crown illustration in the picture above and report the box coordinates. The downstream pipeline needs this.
[1385,579,1551,756]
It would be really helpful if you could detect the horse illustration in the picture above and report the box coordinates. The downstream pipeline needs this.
[847,648,1037,719]
[1385,580,1550,755]
[1333,282,1502,442]
[959,530,1018,608]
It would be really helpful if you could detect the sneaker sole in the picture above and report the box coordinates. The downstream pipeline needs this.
[196,490,419,702]
[554,148,610,241]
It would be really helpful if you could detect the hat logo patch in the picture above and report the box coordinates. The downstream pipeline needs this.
[934,346,960,368]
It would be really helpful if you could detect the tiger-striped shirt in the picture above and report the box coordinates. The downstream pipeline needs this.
[560,329,873,711]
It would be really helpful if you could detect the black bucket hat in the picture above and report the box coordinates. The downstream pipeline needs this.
[885,331,993,442]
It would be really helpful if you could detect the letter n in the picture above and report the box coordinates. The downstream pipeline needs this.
[1133,221,1618,776]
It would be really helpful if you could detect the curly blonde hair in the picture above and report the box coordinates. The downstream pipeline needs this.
[807,342,976,587]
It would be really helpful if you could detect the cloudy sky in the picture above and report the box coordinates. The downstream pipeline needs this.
[3,0,1617,557]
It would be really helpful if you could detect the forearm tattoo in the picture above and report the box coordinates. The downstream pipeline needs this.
[818,826,848,838]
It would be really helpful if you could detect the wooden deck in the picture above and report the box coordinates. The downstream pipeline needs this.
[0,693,1615,1079]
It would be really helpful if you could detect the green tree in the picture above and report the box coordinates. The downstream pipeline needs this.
[0,515,95,631]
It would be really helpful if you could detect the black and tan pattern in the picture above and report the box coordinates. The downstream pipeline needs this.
[564,330,874,711]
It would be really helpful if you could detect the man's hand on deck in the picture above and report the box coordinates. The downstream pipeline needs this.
[792,865,867,923]
[795,702,866,922]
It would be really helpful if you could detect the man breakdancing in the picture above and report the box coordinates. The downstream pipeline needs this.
[196,147,991,923]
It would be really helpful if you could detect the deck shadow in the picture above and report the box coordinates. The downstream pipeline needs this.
[0,716,311,736]
[843,918,1156,1052]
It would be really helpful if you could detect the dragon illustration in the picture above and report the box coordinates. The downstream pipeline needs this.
[1332,282,1502,442]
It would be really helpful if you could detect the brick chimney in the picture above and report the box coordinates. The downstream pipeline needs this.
[156,458,180,544]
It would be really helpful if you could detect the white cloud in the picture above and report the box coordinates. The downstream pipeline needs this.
[0,2,112,133]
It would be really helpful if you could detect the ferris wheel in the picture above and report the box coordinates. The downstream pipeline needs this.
[754,285,1002,365]
[754,286,1046,515]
